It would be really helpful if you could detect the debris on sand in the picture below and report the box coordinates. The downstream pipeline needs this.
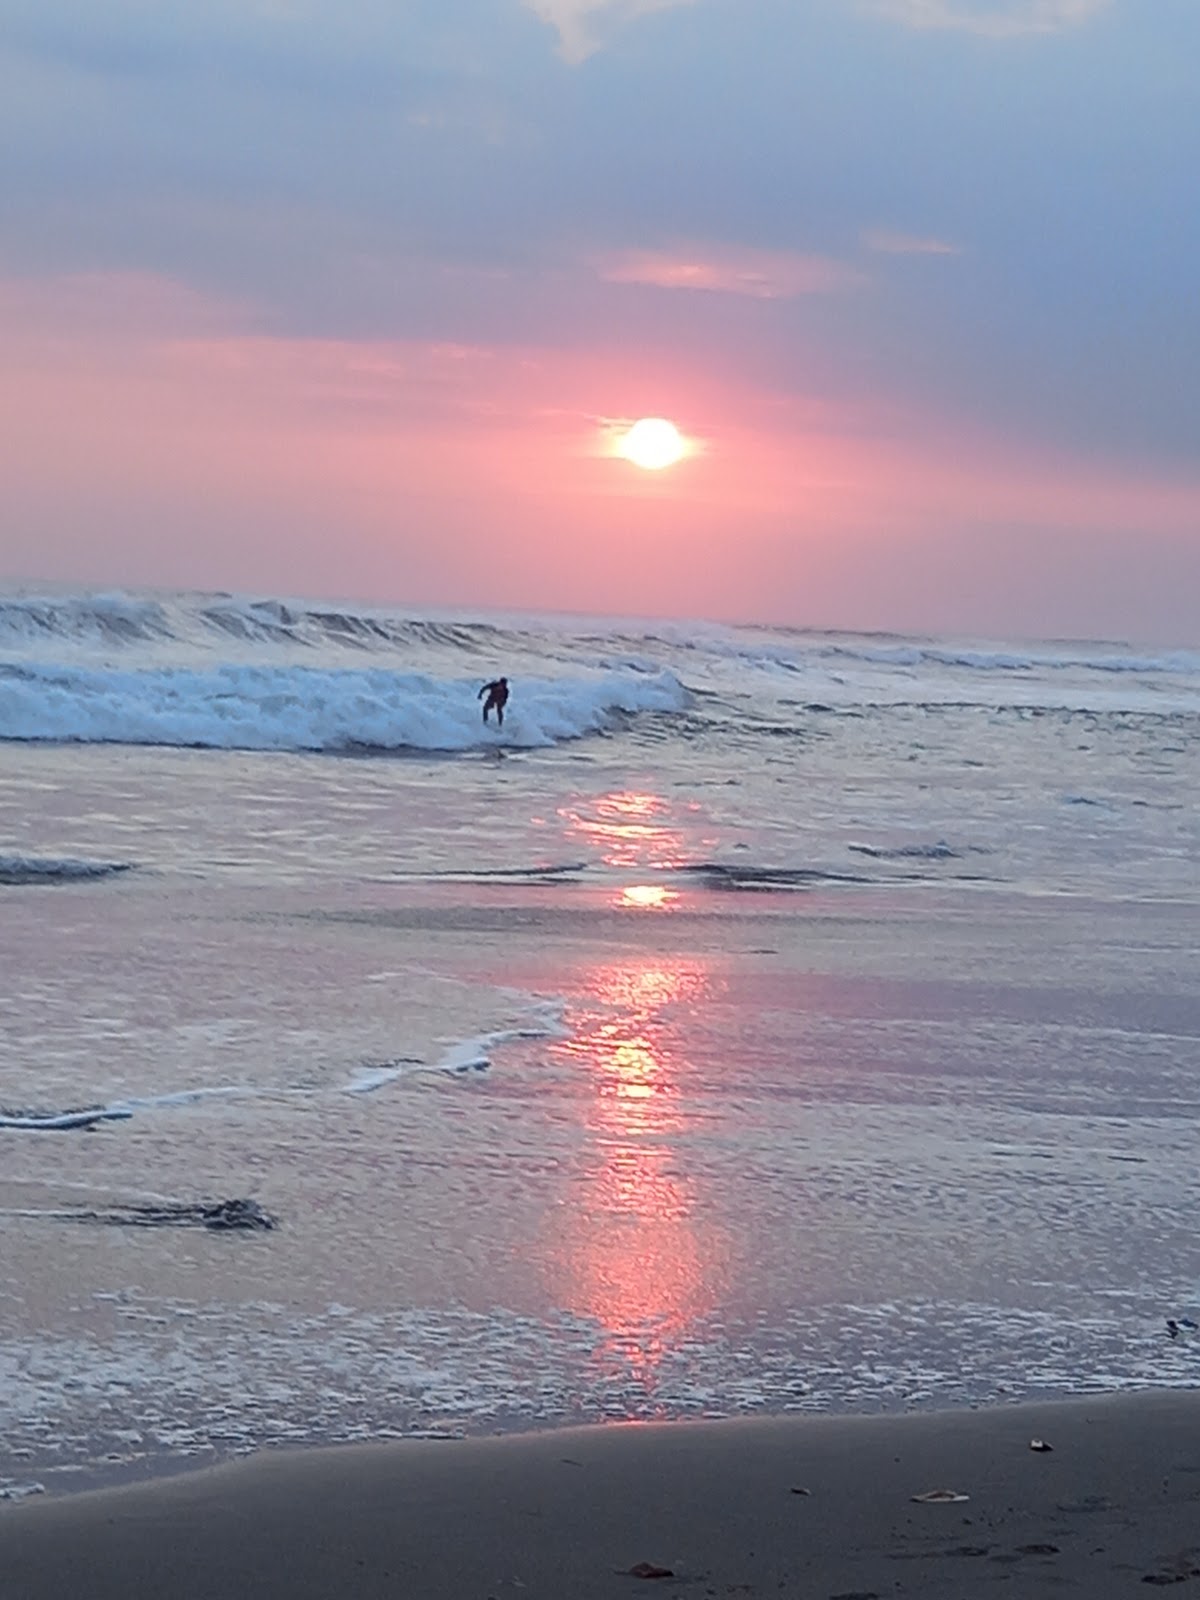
[910,1488,970,1504]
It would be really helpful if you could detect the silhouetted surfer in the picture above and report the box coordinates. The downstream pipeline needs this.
[479,676,509,726]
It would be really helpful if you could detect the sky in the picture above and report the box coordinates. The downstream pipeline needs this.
[1,0,1198,641]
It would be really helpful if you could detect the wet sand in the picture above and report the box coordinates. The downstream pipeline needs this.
[4,1390,1199,1597]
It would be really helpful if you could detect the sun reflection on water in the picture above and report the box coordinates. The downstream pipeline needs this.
[618,884,677,910]
[546,955,729,1405]
[557,789,701,873]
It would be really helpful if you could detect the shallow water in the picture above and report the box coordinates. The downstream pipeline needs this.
[2,597,1199,1496]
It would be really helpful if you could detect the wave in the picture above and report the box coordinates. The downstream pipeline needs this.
[681,862,874,891]
[681,851,995,890]
[811,639,1200,678]
[847,840,960,860]
[345,1011,565,1092]
[195,597,513,655]
[0,590,527,659]
[5,591,1198,683]
[5,590,1197,732]
[386,862,589,885]
[580,617,1200,684]
[0,592,174,646]
[0,662,687,753]
[0,854,135,884]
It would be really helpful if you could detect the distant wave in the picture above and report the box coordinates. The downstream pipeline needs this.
[812,639,1200,678]
[4,590,1197,684]
[583,618,1200,684]
[0,661,687,753]
[0,590,523,657]
[0,592,174,646]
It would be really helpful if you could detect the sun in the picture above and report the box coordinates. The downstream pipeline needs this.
[617,416,687,471]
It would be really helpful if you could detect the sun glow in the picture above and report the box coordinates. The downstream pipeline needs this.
[617,416,687,471]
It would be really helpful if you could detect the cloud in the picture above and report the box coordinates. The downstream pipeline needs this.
[868,0,1111,37]
[600,244,864,298]
[524,0,695,64]
[864,228,963,255]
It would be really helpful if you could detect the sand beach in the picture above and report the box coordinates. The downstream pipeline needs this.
[5,1391,1200,1597]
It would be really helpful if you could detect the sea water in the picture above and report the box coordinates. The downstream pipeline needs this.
[1,589,1198,1494]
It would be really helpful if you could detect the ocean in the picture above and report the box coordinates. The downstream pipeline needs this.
[2,587,1198,1499]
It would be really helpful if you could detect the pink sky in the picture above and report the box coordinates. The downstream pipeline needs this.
[2,271,1198,642]
[4,0,1199,643]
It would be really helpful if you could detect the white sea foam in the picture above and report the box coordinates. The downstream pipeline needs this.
[0,662,687,753]
[0,1294,1190,1489]
[344,1000,566,1092]
[2,998,567,1128]
[0,1480,45,1502]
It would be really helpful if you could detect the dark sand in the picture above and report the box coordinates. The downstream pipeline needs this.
[4,1392,1200,1598]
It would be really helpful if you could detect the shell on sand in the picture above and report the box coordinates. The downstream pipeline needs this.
[910,1488,970,1503]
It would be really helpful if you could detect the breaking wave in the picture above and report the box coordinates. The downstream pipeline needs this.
[3,589,1198,723]
[3,591,1197,681]
[0,662,687,753]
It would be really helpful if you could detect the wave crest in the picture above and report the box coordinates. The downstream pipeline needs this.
[0,591,522,658]
[0,662,687,753]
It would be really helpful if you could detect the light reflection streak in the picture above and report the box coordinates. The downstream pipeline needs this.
[557,789,696,872]
[547,955,729,1405]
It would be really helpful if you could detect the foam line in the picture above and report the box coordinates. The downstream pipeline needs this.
[0,662,686,753]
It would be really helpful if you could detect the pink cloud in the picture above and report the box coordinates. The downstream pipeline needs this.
[600,245,864,299]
